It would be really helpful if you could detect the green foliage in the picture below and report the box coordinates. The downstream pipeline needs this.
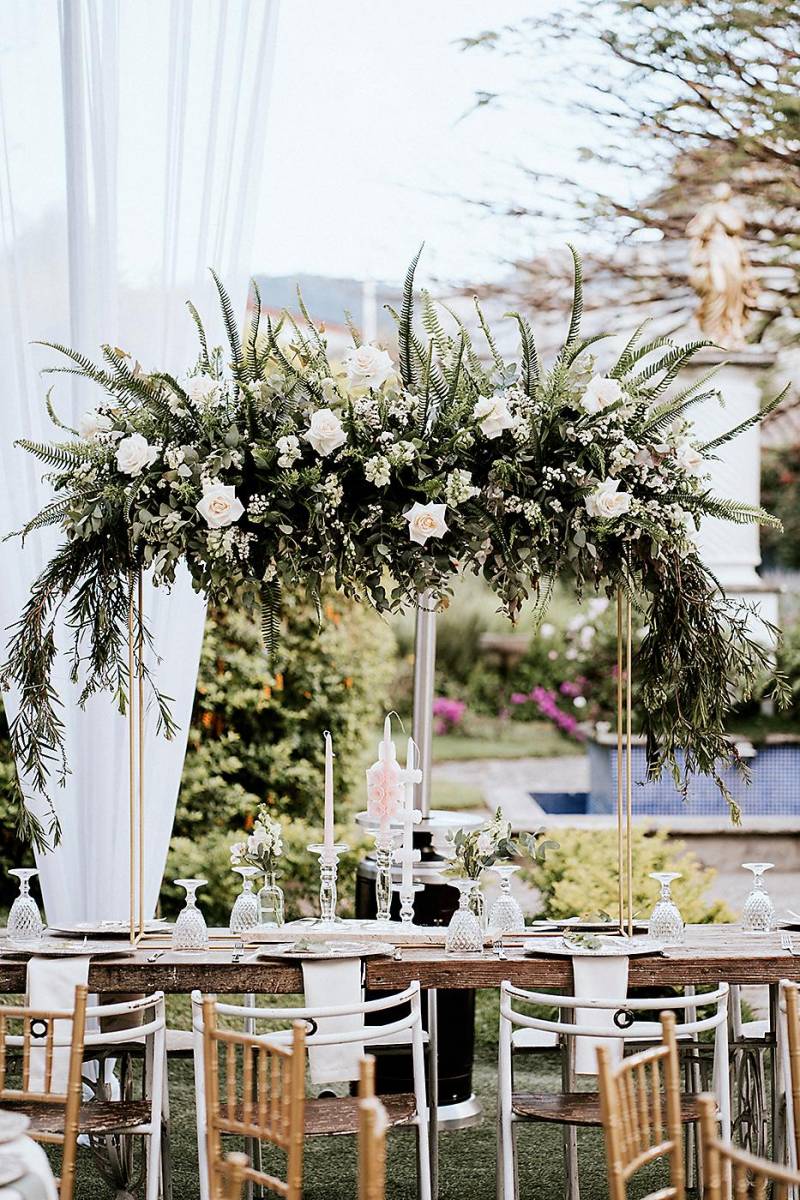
[523,825,734,925]
[762,444,800,569]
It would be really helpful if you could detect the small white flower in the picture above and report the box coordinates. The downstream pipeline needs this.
[304,408,347,456]
[581,375,623,415]
[116,433,158,476]
[183,374,222,409]
[276,434,301,468]
[476,831,494,857]
[320,377,340,404]
[473,393,516,439]
[196,481,245,529]
[634,447,656,469]
[403,501,449,546]
[343,344,395,391]
[364,456,391,487]
[674,441,704,475]
[585,478,632,520]
[445,469,479,507]
[78,410,113,442]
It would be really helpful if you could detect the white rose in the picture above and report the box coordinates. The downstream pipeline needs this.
[674,441,704,475]
[403,501,449,546]
[581,375,623,415]
[473,393,516,439]
[183,374,222,408]
[343,344,395,390]
[276,434,301,468]
[116,433,158,476]
[304,408,347,456]
[585,478,633,520]
[78,410,113,442]
[196,482,245,529]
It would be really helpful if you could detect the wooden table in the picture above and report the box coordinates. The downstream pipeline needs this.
[0,925,796,993]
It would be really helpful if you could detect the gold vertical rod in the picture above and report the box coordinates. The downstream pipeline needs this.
[128,575,136,945]
[616,589,624,933]
[625,593,634,937]
[137,569,145,939]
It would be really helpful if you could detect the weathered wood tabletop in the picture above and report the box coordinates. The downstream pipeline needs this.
[1,925,797,993]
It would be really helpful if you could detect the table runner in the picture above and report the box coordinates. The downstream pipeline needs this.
[26,957,90,1091]
[572,954,630,1075]
[301,958,364,1084]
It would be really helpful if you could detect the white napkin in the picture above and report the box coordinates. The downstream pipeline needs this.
[301,958,364,1085]
[572,954,630,1075]
[26,957,90,1093]
[0,1135,58,1200]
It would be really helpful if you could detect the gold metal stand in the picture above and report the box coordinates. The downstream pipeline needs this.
[616,588,634,937]
[128,570,145,945]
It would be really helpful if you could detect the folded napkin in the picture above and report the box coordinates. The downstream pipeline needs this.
[572,953,630,1075]
[0,1135,58,1200]
[301,958,364,1085]
[26,956,90,1093]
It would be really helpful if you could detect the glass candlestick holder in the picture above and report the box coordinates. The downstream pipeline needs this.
[372,829,402,929]
[307,844,349,927]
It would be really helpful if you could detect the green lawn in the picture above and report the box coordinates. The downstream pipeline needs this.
[368,719,576,766]
[67,991,671,1200]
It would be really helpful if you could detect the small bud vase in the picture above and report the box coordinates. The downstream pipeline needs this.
[258,870,285,928]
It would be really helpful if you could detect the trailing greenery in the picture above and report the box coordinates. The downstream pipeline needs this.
[0,251,788,842]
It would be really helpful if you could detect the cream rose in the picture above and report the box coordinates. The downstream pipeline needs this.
[196,482,245,529]
[183,374,222,408]
[473,393,516,439]
[581,375,623,415]
[343,344,395,390]
[78,410,113,442]
[674,441,704,475]
[304,408,347,456]
[115,433,158,476]
[584,478,632,520]
[404,501,449,546]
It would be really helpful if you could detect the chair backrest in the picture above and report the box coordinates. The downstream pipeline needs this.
[0,983,88,1200]
[597,1011,685,1200]
[782,980,800,1168]
[500,979,729,1042]
[202,997,306,1200]
[698,1092,800,1200]
[358,1056,387,1200]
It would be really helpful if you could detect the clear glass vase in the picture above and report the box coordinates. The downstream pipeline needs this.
[488,865,526,935]
[648,872,685,945]
[258,870,285,929]
[742,862,775,933]
[469,881,487,932]
[7,869,44,943]
[229,866,261,935]
[446,879,483,954]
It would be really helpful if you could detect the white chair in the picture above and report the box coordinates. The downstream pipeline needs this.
[498,979,730,1200]
[191,982,431,1200]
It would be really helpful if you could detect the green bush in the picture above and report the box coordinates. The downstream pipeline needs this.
[762,444,800,570]
[523,825,733,924]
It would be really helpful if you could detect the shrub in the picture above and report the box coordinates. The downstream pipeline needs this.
[522,825,733,924]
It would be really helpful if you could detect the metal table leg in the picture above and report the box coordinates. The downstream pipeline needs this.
[428,988,439,1200]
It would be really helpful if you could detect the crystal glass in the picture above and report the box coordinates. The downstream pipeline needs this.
[172,879,209,951]
[229,866,261,935]
[469,882,487,932]
[648,872,685,945]
[257,870,285,929]
[7,869,44,943]
[372,829,401,928]
[445,879,484,954]
[742,862,775,933]
[488,865,526,935]
[307,844,348,927]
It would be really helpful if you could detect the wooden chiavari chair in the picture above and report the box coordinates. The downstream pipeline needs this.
[698,1091,800,1200]
[202,997,306,1200]
[358,1055,388,1200]
[781,980,800,1168]
[219,1152,250,1200]
[597,1011,686,1200]
[0,983,88,1200]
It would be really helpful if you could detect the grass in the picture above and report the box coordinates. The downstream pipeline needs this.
[65,991,672,1200]
[367,719,577,767]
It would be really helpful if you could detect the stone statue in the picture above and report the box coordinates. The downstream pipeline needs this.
[686,183,758,348]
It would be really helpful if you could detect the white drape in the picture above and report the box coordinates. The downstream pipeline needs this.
[0,0,280,922]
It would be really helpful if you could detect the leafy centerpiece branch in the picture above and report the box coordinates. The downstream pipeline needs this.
[1,249,786,845]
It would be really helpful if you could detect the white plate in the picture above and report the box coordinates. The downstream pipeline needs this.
[0,940,130,959]
[48,920,169,939]
[525,935,664,958]
[253,940,395,961]
[0,1113,29,1144]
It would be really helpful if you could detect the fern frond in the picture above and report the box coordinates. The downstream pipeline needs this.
[398,244,424,388]
[185,300,211,370]
[244,280,262,378]
[641,341,714,400]
[565,332,612,367]
[20,498,74,540]
[421,290,451,358]
[700,384,789,453]
[445,333,466,405]
[343,310,362,347]
[619,337,676,383]
[16,439,96,470]
[507,312,540,396]
[609,320,652,379]
[209,268,243,368]
[560,244,583,355]
[44,386,78,435]
[474,297,506,374]
[260,578,282,664]
[694,493,781,528]
[296,286,327,353]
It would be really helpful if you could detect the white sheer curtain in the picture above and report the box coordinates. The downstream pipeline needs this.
[0,0,280,922]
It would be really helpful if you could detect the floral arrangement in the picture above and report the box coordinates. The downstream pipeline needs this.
[432,696,467,735]
[444,807,555,880]
[1,248,788,845]
[229,806,283,874]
